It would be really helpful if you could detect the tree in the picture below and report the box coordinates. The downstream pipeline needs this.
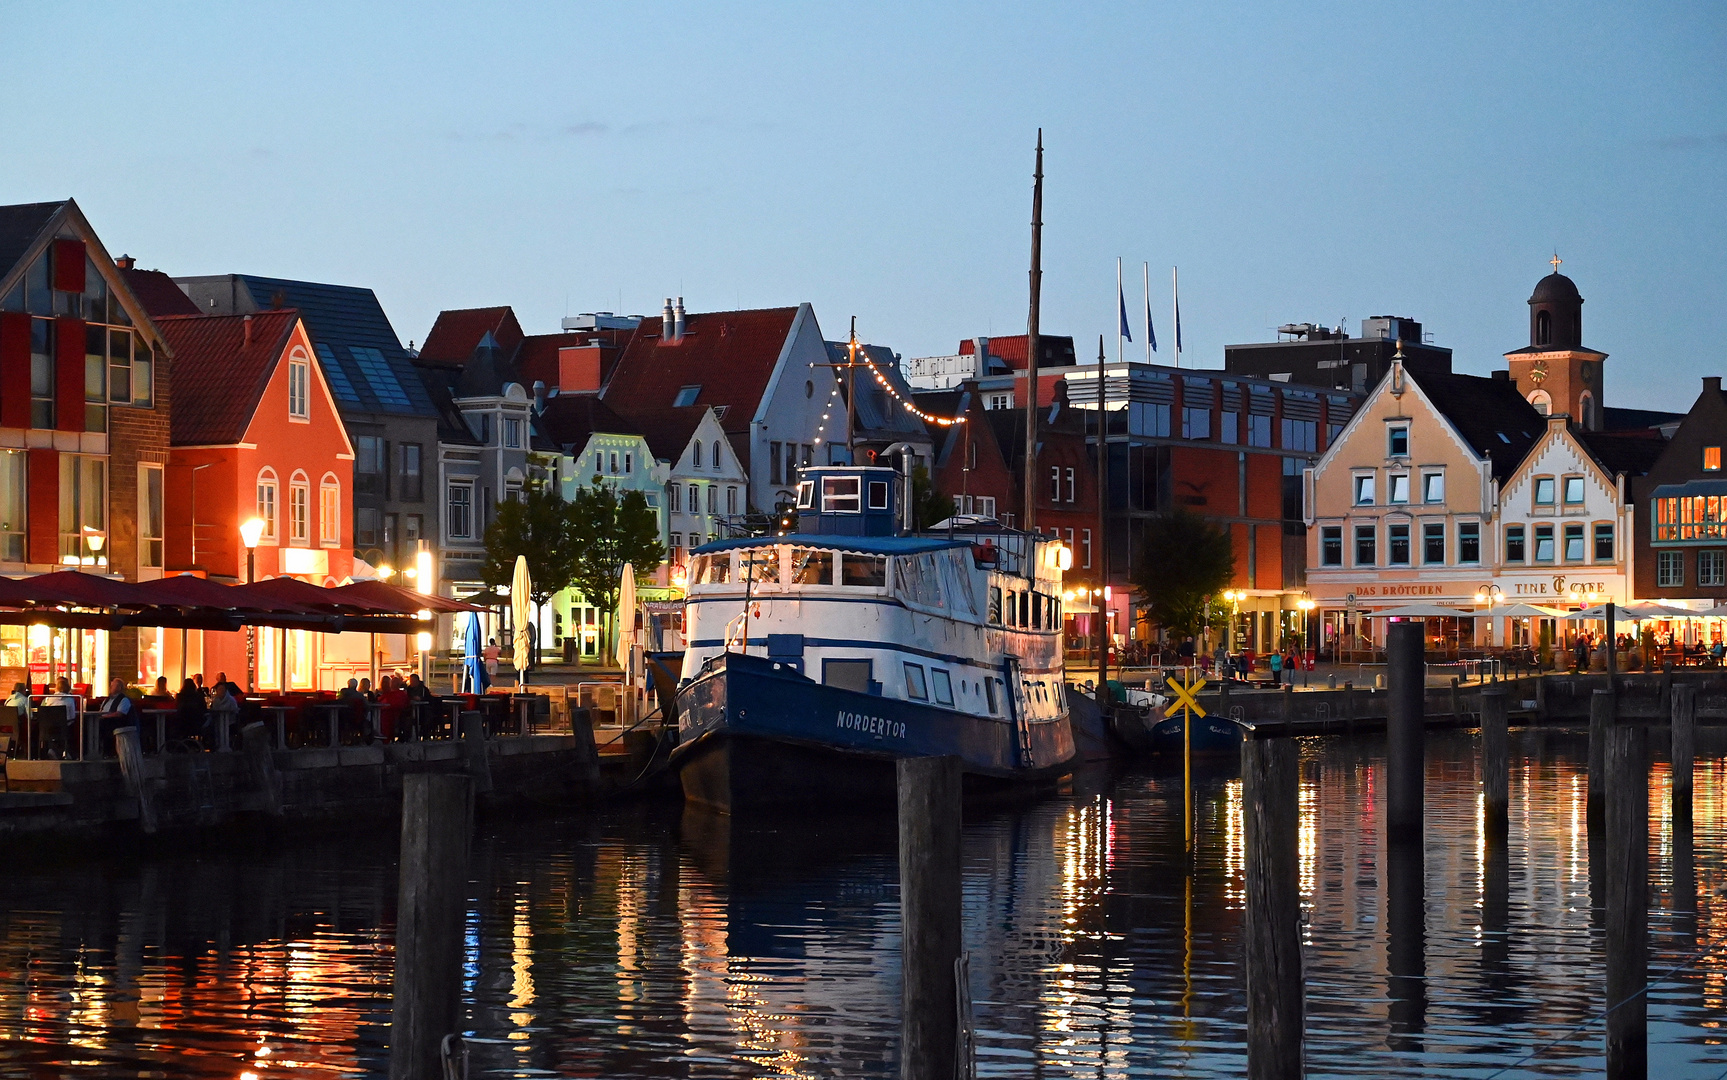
[481,486,578,609]
[1130,510,1235,643]
[909,465,951,531]
[566,479,665,657]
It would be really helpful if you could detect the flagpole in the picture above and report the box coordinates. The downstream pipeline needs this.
[1143,262,1152,363]
[1172,265,1181,369]
[1116,257,1123,366]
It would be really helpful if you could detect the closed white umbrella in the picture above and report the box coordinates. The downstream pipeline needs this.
[615,562,636,672]
[511,555,532,687]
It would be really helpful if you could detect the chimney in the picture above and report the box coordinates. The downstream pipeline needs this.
[673,296,686,343]
[114,254,135,270]
[1492,369,1510,382]
[532,380,548,414]
[1706,376,1723,394]
[242,314,252,347]
[662,298,674,339]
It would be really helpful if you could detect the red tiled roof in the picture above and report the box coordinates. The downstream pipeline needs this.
[601,307,797,435]
[157,310,301,445]
[417,306,524,367]
[957,334,1077,370]
[119,267,201,318]
[516,333,569,387]
[608,407,712,463]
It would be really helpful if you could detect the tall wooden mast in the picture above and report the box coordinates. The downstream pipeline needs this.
[1023,130,1044,530]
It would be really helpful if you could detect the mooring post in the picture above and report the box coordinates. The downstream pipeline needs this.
[1386,622,1425,844]
[1450,676,1462,723]
[1534,672,1546,718]
[1281,683,1293,728]
[240,720,282,818]
[1588,688,1613,812]
[899,755,963,1080]
[113,726,157,835]
[460,712,493,795]
[1242,735,1302,1080]
[389,773,474,1080]
[1604,714,1648,1079]
[1671,683,1695,820]
[1480,688,1508,839]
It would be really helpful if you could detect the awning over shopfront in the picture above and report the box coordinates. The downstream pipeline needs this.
[1365,603,1476,619]
[0,571,481,634]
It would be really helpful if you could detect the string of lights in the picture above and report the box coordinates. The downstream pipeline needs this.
[858,353,966,427]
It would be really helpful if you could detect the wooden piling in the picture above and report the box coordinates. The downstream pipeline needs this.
[460,712,493,795]
[1480,688,1508,838]
[1589,688,1613,810]
[1672,683,1696,820]
[1450,677,1462,723]
[114,726,157,835]
[1385,622,1425,843]
[1281,684,1293,728]
[1386,835,1426,1052]
[389,773,474,1080]
[1604,717,1647,1079]
[1241,735,1302,1080]
[898,755,963,1080]
[240,721,282,818]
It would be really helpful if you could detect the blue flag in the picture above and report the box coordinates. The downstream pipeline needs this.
[1175,292,1183,353]
[1146,294,1157,353]
[1117,284,1132,342]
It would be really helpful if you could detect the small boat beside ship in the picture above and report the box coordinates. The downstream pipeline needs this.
[671,463,1076,812]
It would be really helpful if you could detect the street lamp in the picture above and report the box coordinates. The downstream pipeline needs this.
[240,518,265,691]
[86,529,105,568]
[1222,590,1244,654]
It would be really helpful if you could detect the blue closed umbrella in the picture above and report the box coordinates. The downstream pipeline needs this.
[463,611,490,694]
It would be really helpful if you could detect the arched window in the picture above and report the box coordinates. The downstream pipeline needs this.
[319,473,341,546]
[256,468,279,543]
[1578,392,1595,429]
[687,485,699,514]
[1535,310,1551,347]
[1528,390,1551,416]
[712,441,721,469]
[289,470,310,545]
[692,440,702,469]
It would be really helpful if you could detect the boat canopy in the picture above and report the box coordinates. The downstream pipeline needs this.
[690,534,973,558]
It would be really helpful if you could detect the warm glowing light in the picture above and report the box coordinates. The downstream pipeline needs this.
[239,517,266,549]
[415,548,434,595]
[376,564,394,579]
[416,631,432,650]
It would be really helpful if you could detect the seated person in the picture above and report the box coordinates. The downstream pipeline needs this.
[151,676,171,700]
[97,677,139,753]
[205,683,240,748]
[174,678,207,744]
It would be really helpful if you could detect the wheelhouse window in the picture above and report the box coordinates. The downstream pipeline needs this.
[840,553,887,587]
[822,476,860,513]
[796,481,814,509]
[790,548,834,585]
[931,669,954,706]
[903,662,928,701]
[740,548,780,585]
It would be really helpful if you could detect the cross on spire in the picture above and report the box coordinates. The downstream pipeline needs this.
[1550,252,1563,274]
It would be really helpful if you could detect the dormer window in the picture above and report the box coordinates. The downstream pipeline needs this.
[1706,446,1721,471]
[1387,425,1408,457]
[673,385,701,407]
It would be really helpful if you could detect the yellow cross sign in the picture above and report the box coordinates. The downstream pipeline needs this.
[1165,675,1208,718]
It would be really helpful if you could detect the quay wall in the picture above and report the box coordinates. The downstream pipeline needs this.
[0,732,605,852]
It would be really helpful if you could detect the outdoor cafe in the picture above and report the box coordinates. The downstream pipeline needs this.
[0,571,552,764]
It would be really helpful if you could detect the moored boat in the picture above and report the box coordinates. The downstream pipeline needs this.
[672,464,1076,812]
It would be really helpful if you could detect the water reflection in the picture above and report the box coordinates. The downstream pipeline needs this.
[0,730,1725,1077]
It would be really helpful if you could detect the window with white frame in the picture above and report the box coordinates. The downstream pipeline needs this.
[1657,550,1684,588]
[504,417,522,449]
[257,470,279,542]
[711,442,721,469]
[1534,477,1555,506]
[288,358,310,419]
[1388,474,1410,504]
[1354,475,1375,505]
[289,476,310,544]
[320,476,340,546]
[58,455,105,565]
[0,451,23,562]
[692,440,702,468]
[688,485,699,514]
[1563,476,1585,504]
[1065,467,1076,503]
[1700,550,1726,587]
[1422,472,1444,503]
[139,463,163,569]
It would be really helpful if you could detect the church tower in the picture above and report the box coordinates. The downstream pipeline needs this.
[1504,257,1608,430]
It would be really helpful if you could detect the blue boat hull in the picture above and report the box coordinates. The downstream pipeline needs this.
[1150,711,1244,756]
[673,652,1075,812]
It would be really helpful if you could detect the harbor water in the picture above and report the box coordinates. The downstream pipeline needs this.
[1,728,1723,1077]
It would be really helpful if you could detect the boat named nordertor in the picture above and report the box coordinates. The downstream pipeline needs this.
[672,463,1075,811]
